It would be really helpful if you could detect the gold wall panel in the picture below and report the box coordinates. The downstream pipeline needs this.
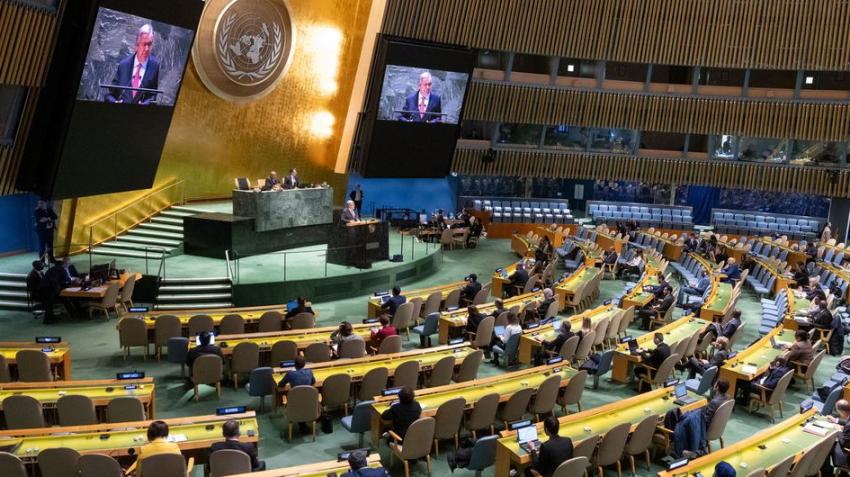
[465,81,850,142]
[60,0,374,247]
[382,0,850,71]
[452,146,850,198]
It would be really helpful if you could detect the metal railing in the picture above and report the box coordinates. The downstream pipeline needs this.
[65,242,168,281]
[83,179,186,254]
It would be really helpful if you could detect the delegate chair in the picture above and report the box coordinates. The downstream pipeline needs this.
[375,335,402,355]
[140,453,194,477]
[428,355,455,387]
[118,317,148,360]
[465,393,499,439]
[636,353,680,391]
[304,343,331,363]
[747,369,793,422]
[88,283,120,320]
[393,360,420,389]
[119,274,136,312]
[106,396,146,423]
[154,315,181,361]
[188,315,214,336]
[3,394,46,429]
[706,399,735,451]
[167,337,189,377]
[0,452,25,477]
[16,349,53,382]
[247,367,275,412]
[432,397,466,456]
[358,367,388,402]
[230,342,259,389]
[574,435,600,462]
[0,355,9,383]
[389,417,436,477]
[528,374,561,421]
[219,314,245,335]
[421,292,441,318]
[289,312,315,330]
[341,400,373,447]
[209,449,251,477]
[257,311,283,332]
[596,422,631,477]
[412,312,439,348]
[322,373,352,416]
[78,454,123,477]
[445,289,461,310]
[499,387,533,429]
[492,332,520,368]
[57,394,97,426]
[38,448,81,477]
[270,340,298,364]
[624,415,657,475]
[467,435,498,477]
[391,302,415,339]
[192,354,223,401]
[559,370,587,414]
[284,385,321,441]
[454,350,484,383]
[339,339,367,359]
[467,316,495,350]
[766,456,795,477]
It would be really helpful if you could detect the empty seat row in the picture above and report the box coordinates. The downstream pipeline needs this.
[712,210,823,240]
[474,199,570,212]
[587,202,693,227]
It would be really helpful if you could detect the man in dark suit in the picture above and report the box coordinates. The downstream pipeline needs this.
[699,310,741,344]
[741,357,791,404]
[506,263,529,297]
[634,333,671,391]
[720,258,741,283]
[282,169,300,189]
[686,336,729,379]
[465,305,484,335]
[380,386,421,439]
[349,184,364,215]
[341,200,360,224]
[105,24,160,105]
[57,256,80,287]
[824,399,850,474]
[26,260,57,323]
[702,379,731,426]
[461,274,482,303]
[262,171,281,191]
[342,449,389,477]
[399,71,442,123]
[638,287,674,330]
[526,416,574,477]
[186,331,223,368]
[381,286,406,317]
[209,420,265,471]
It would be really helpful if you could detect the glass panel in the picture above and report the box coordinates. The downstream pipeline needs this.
[688,134,709,154]
[712,134,738,160]
[698,68,746,87]
[460,121,493,140]
[605,62,647,82]
[588,128,634,153]
[476,50,509,70]
[557,58,596,78]
[748,69,797,89]
[650,65,692,85]
[0,85,27,147]
[458,175,525,197]
[498,123,543,146]
[718,188,830,217]
[801,71,850,91]
[791,141,847,167]
[512,53,550,75]
[738,137,788,163]
[593,180,671,204]
[639,131,687,152]
[543,125,587,150]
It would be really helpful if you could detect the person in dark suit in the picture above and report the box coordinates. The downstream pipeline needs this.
[349,184,364,215]
[380,386,422,439]
[702,379,732,426]
[282,169,300,189]
[526,416,574,477]
[740,357,791,404]
[284,296,314,319]
[399,71,442,123]
[465,305,484,334]
[341,200,360,224]
[26,260,57,323]
[262,171,281,191]
[342,449,389,477]
[536,320,575,364]
[638,287,674,330]
[34,199,57,264]
[824,399,850,474]
[209,420,265,471]
[699,310,741,344]
[810,300,833,332]
[57,256,80,287]
[536,288,557,318]
[186,331,223,368]
[381,286,406,316]
[602,247,618,265]
[461,274,482,303]
[506,263,530,298]
[634,333,671,391]
[685,336,729,379]
[719,258,741,283]
[105,24,160,105]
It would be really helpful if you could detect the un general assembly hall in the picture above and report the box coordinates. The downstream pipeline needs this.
[2,0,850,476]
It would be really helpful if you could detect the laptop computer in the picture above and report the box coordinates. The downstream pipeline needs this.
[516,424,540,453]
[628,339,640,355]
[287,298,299,311]
[769,336,786,350]
[494,326,506,337]
[673,382,698,405]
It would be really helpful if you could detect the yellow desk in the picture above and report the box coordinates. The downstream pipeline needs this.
[751,257,791,296]
[438,291,545,344]
[272,343,475,407]
[367,281,465,318]
[757,238,807,268]
[718,326,793,397]
[495,386,706,476]
[621,272,659,311]
[700,280,734,322]
[517,304,619,364]
[137,304,292,340]
[554,265,599,309]
[511,234,533,258]
[534,225,569,248]
[491,261,522,298]
[238,455,382,477]
[0,378,155,419]
[594,230,627,254]
[370,363,575,445]
[0,342,72,380]
[611,315,708,383]
[0,412,259,464]
[60,272,141,299]
[657,409,832,477]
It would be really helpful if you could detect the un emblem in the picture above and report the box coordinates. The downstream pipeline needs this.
[193,0,295,102]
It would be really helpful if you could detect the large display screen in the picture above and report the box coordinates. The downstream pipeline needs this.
[357,37,474,178]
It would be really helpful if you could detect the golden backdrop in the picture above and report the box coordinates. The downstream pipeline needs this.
[58,0,373,251]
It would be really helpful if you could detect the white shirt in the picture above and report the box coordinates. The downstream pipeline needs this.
[132,56,148,84]
[501,323,522,342]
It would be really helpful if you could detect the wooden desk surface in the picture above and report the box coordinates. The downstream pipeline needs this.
[611,315,708,383]
[138,304,290,327]
[61,272,141,299]
[511,234,534,258]
[0,411,258,460]
[621,272,659,310]
[366,281,465,317]
[700,280,734,320]
[0,378,155,414]
[719,326,792,397]
[554,265,599,307]
[495,386,706,475]
[236,455,382,477]
[657,409,832,477]
[198,324,373,355]
[439,291,545,344]
[517,304,618,364]
[491,260,524,297]
[0,342,72,380]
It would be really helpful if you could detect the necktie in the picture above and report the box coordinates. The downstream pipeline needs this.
[418,96,425,119]
[132,63,142,98]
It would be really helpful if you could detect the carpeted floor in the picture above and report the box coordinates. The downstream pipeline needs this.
[0,237,837,476]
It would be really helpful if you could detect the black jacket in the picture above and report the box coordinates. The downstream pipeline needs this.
[642,342,671,369]
[759,365,791,390]
[466,312,485,334]
[209,440,263,471]
[509,269,529,289]
[381,401,422,438]
[702,393,730,426]
[186,344,224,368]
[461,281,482,302]
[532,435,574,477]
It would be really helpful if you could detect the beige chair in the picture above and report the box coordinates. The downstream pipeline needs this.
[58,394,97,426]
[432,397,466,456]
[230,342,259,389]
[765,455,795,477]
[389,417,436,477]
[551,457,590,477]
[468,315,495,350]
[303,342,331,363]
[408,297,423,324]
[322,373,352,415]
[339,338,367,359]
[78,454,124,477]
[421,291,442,318]
[444,289,461,310]
[106,396,146,423]
[154,315,181,361]
[563,282,587,314]
[284,385,322,441]
[0,355,10,382]
[188,314,214,336]
[139,453,194,477]
[706,399,735,451]
[529,373,561,420]
[572,331,596,366]
[605,311,623,348]
[3,395,46,429]
[453,349,483,383]
[472,288,489,305]
[270,340,298,364]
[465,392,499,439]
[38,448,81,477]
[219,314,245,335]
[617,307,635,339]
[0,452,26,477]
[358,366,388,402]
[553,335,579,362]
[16,349,53,381]
[119,274,136,312]
[499,387,533,429]
[596,422,631,477]
[793,350,825,393]
[494,311,510,327]
[592,317,610,351]
[440,228,454,249]
[559,370,588,414]
[788,437,835,477]
[289,312,316,330]
[209,449,251,477]
[258,311,283,332]
[624,414,657,474]
[118,316,149,360]
[192,354,223,401]
[393,360,420,389]
[747,369,793,422]
[637,353,680,391]
[89,283,120,319]
[428,355,455,387]
[391,302,415,339]
[376,335,402,354]
[573,435,600,461]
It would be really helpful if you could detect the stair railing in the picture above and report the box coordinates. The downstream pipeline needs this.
[225,249,239,285]
[83,179,186,254]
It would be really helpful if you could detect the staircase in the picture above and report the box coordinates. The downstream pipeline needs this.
[155,276,233,310]
[0,272,30,311]
[89,205,209,259]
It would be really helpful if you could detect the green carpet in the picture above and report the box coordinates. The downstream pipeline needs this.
[0,237,837,476]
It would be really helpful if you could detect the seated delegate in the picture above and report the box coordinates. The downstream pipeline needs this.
[186,331,223,369]
[209,419,266,471]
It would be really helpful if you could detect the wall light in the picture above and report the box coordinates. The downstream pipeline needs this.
[804,76,814,85]
[304,26,343,96]
[308,110,335,139]
[567,64,575,72]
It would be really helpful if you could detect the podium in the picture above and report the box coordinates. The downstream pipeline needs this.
[327,220,389,268]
